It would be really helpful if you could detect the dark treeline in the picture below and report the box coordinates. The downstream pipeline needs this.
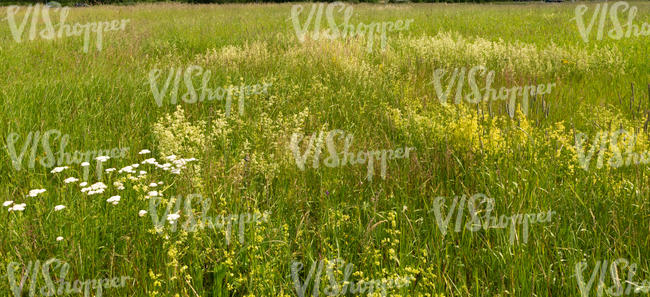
[2,0,553,5]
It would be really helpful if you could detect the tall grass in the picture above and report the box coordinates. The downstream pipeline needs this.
[0,2,649,296]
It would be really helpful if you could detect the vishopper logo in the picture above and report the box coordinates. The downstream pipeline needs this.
[5,258,132,297]
[290,258,414,297]
[148,193,270,245]
[575,258,650,297]
[430,193,555,244]
[5,129,129,179]
[148,64,272,116]
[574,128,650,171]
[5,2,130,53]
[290,2,413,52]
[431,65,556,118]
[573,2,649,43]
[289,129,415,181]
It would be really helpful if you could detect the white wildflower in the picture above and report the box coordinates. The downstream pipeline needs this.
[27,189,46,197]
[56,236,63,241]
[138,149,151,155]
[3,201,14,207]
[106,196,120,205]
[81,162,90,167]
[173,159,187,167]
[63,177,79,184]
[167,213,180,222]
[138,210,148,217]
[142,158,157,165]
[95,156,110,162]
[9,203,26,212]
[54,205,66,211]
[50,166,68,173]
[119,165,135,174]
[82,182,107,196]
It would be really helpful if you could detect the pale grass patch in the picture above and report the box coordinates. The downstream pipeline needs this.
[394,32,626,77]
[195,41,270,69]
[285,31,376,80]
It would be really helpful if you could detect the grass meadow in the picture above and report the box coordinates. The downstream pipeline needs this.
[0,1,649,296]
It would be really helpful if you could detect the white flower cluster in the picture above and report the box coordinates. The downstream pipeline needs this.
[64,177,79,184]
[146,191,161,199]
[166,213,181,223]
[27,189,46,197]
[95,155,110,162]
[7,203,26,212]
[139,155,196,175]
[12,150,197,231]
[106,196,121,205]
[81,182,108,195]
[50,166,69,173]
[118,164,139,174]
